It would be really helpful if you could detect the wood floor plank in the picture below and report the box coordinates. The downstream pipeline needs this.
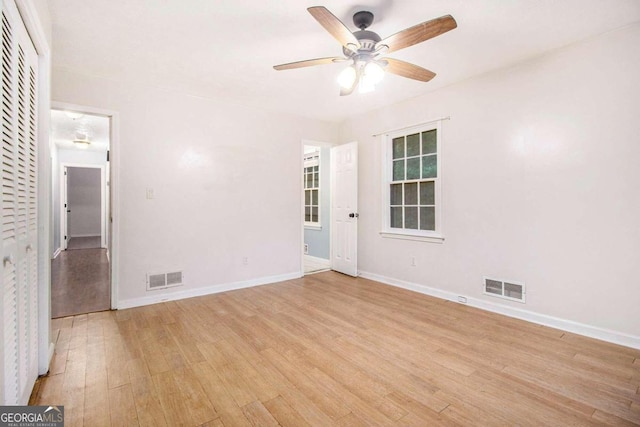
[174,366,218,425]
[130,376,168,427]
[262,395,312,427]
[241,401,280,426]
[151,370,193,426]
[193,361,252,427]
[108,384,139,426]
[32,271,640,426]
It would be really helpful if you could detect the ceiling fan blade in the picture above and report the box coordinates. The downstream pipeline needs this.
[384,58,436,82]
[376,15,457,54]
[308,6,361,51]
[273,57,345,71]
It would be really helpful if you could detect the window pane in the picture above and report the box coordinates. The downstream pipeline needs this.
[419,181,435,205]
[420,207,435,230]
[392,137,405,159]
[306,173,313,188]
[404,182,418,205]
[393,160,404,181]
[390,183,402,205]
[406,133,420,157]
[312,189,318,205]
[305,190,310,205]
[405,207,418,229]
[314,172,319,187]
[314,165,318,172]
[406,157,420,180]
[311,207,318,222]
[421,155,437,178]
[305,207,311,222]
[422,130,437,154]
[390,207,403,228]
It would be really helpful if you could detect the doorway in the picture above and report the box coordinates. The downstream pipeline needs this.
[302,141,333,274]
[50,108,111,318]
[63,165,106,250]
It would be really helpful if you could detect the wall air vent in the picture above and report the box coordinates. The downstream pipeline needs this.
[483,276,525,303]
[147,271,184,291]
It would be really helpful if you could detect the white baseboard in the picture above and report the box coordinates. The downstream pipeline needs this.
[117,271,303,310]
[52,247,61,259]
[359,270,640,350]
[69,233,101,238]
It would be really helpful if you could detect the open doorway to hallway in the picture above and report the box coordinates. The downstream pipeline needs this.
[302,141,333,275]
[50,109,111,318]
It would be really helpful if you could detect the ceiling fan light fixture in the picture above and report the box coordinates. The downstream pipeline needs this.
[337,65,357,89]
[364,61,385,85]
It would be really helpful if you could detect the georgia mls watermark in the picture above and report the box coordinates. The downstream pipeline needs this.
[0,406,64,427]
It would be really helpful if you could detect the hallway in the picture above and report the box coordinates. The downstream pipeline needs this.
[51,248,110,318]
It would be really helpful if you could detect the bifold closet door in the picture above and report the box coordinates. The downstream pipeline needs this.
[1,0,39,405]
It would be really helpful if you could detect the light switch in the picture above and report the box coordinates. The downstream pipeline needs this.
[146,188,154,199]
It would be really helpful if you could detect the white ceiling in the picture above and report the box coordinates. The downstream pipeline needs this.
[48,0,640,123]
[50,109,109,152]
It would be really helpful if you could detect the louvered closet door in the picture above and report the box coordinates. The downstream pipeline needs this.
[1,0,39,406]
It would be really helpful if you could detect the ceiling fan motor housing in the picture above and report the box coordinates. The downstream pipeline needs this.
[343,29,381,56]
[353,11,374,30]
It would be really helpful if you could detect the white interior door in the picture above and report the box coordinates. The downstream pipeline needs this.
[330,142,358,276]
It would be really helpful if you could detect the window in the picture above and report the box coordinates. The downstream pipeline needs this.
[303,149,320,226]
[382,121,443,242]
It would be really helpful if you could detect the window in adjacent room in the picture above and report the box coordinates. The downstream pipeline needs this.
[303,149,320,227]
[382,120,443,242]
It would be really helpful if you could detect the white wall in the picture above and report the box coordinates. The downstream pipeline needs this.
[52,69,338,305]
[339,24,640,340]
[67,167,101,237]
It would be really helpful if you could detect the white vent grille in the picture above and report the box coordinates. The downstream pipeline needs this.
[483,277,525,303]
[166,271,183,286]
[147,271,184,291]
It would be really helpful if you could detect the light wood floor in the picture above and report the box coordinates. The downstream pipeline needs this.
[31,272,640,426]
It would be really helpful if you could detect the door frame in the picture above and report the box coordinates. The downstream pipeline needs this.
[60,164,107,250]
[300,139,335,275]
[52,101,121,311]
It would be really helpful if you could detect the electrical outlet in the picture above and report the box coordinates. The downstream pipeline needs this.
[146,188,154,199]
[411,256,416,267]
[304,244,309,255]
[457,296,467,304]
[242,256,249,265]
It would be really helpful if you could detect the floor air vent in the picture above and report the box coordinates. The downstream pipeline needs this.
[147,271,184,291]
[483,277,525,303]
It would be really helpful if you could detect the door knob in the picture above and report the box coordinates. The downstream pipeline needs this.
[348,213,359,218]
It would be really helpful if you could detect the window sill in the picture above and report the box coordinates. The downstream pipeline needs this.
[304,224,322,231]
[379,231,444,244]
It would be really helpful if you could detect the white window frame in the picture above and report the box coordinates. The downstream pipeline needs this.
[303,149,321,229]
[380,120,444,243]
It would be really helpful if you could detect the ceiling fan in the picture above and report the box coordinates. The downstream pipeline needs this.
[273,6,457,96]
